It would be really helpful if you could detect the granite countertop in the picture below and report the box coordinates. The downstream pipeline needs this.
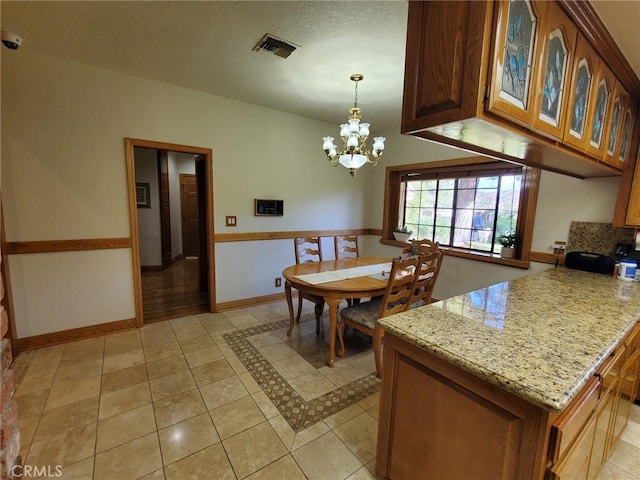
[378,267,640,412]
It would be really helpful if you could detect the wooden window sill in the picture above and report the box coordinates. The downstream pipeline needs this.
[380,238,531,269]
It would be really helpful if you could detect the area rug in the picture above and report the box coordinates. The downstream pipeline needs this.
[223,317,380,432]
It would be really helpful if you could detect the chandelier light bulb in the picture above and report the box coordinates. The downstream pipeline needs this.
[322,73,385,177]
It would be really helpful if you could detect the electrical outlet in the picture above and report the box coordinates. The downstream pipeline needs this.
[275,277,282,288]
[553,241,567,255]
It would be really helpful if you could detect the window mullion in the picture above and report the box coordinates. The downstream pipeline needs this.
[449,179,459,246]
[491,176,503,252]
[432,180,439,243]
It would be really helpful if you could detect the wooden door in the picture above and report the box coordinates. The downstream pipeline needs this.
[158,150,172,268]
[195,156,209,293]
[486,0,542,128]
[401,0,491,132]
[180,174,199,259]
[530,0,578,141]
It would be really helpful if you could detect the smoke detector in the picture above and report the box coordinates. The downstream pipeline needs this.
[252,33,299,59]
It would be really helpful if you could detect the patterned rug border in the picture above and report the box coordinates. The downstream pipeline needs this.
[222,317,380,432]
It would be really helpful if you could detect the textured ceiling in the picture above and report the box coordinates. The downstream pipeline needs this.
[1,1,638,135]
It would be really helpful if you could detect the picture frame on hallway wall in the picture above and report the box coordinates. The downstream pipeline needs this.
[136,182,151,208]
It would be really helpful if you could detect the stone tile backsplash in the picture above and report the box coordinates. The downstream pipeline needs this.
[566,221,635,257]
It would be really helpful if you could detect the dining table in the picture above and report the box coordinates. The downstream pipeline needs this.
[282,256,392,368]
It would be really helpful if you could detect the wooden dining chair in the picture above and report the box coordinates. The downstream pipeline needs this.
[294,237,325,334]
[334,235,359,259]
[334,234,360,306]
[411,238,440,255]
[336,255,421,378]
[410,249,444,308]
[295,236,323,264]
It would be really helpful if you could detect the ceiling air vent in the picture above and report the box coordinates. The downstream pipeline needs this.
[252,34,298,59]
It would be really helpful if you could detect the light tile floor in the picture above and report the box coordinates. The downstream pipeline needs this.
[11,300,640,479]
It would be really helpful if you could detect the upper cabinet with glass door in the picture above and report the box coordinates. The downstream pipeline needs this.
[584,61,614,159]
[618,101,637,166]
[530,1,577,141]
[563,34,598,152]
[487,0,541,127]
[402,0,639,179]
[602,81,628,168]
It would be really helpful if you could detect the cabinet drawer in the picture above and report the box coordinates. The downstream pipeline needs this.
[599,344,627,392]
[549,410,598,480]
[549,376,600,463]
[624,322,640,357]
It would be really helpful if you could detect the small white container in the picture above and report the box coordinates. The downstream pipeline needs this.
[618,259,637,281]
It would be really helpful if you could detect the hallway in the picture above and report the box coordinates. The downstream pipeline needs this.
[142,259,209,323]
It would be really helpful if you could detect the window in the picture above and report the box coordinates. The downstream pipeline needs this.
[383,157,540,266]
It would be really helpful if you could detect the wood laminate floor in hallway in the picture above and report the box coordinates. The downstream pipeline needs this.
[142,259,209,324]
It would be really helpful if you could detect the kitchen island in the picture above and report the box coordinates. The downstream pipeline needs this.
[375,267,640,480]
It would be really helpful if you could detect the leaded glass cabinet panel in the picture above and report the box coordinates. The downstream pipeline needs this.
[564,34,598,152]
[607,95,623,157]
[589,78,610,149]
[531,2,577,141]
[569,59,592,139]
[500,0,537,108]
[486,0,540,127]
[619,108,635,164]
[539,30,568,127]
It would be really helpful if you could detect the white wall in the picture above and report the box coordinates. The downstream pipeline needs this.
[1,50,368,337]
[135,147,162,266]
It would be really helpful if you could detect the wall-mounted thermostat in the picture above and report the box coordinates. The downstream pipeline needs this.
[255,199,283,216]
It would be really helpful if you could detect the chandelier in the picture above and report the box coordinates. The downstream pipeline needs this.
[322,74,385,177]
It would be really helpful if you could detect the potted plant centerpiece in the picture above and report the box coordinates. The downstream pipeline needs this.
[393,225,413,242]
[498,231,518,258]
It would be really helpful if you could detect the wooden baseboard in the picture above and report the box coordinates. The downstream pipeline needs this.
[530,251,565,265]
[16,317,136,351]
[216,293,285,311]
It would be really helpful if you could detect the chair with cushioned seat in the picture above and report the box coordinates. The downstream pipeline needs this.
[336,255,421,378]
[294,237,325,334]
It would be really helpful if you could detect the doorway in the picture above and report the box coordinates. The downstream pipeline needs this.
[125,138,216,327]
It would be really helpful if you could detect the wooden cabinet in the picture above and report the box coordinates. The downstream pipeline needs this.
[563,34,597,153]
[611,350,640,444]
[376,334,550,480]
[549,412,597,480]
[548,324,640,480]
[602,82,630,168]
[548,376,599,464]
[375,320,640,480]
[585,61,614,159]
[487,0,542,127]
[621,147,640,226]
[402,0,640,179]
[530,1,578,141]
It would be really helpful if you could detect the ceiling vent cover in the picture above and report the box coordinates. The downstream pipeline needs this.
[253,34,298,59]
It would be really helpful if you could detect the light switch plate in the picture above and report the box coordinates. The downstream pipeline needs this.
[226,215,237,227]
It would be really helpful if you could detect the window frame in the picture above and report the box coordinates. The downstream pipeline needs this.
[381,157,540,268]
